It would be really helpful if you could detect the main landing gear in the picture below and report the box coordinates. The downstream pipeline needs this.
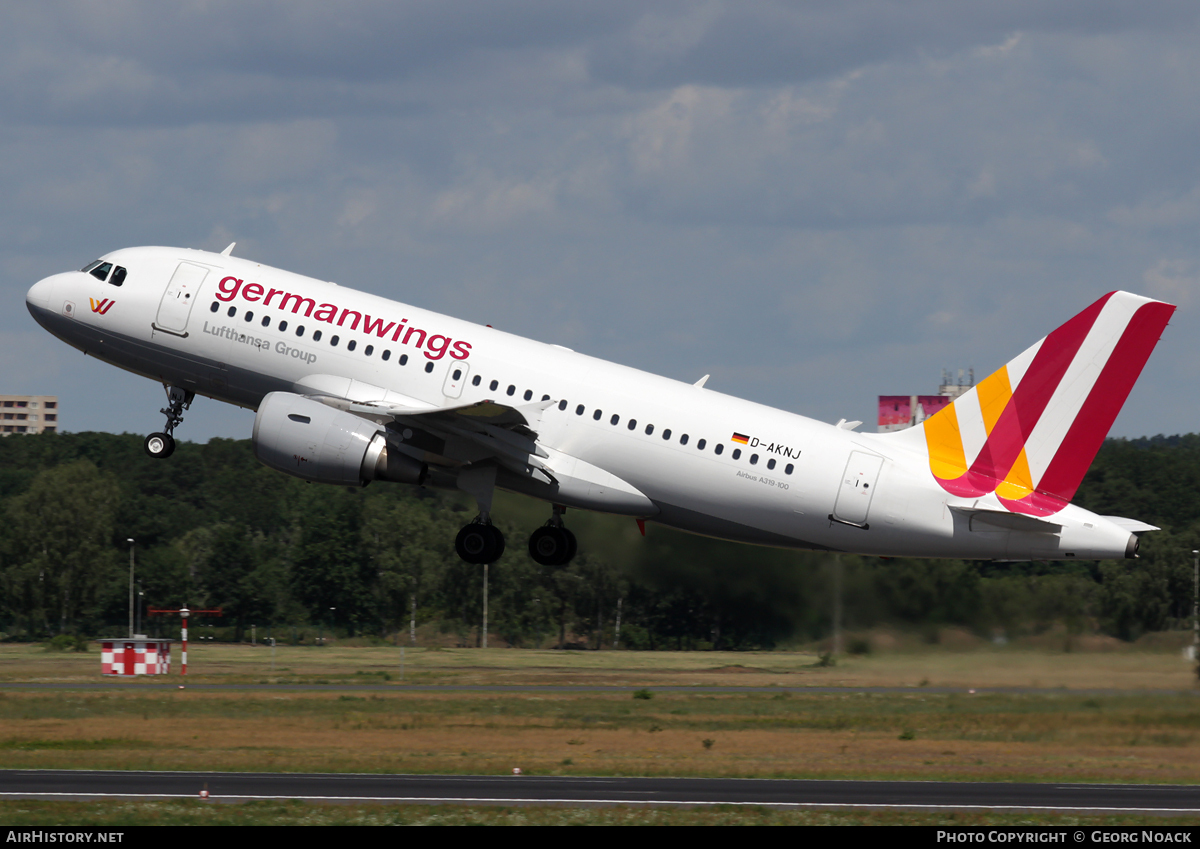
[528,506,576,567]
[144,385,194,459]
[455,520,506,565]
[451,466,580,567]
[453,514,577,566]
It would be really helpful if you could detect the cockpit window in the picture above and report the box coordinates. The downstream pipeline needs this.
[109,266,126,287]
[81,260,102,273]
[88,262,113,282]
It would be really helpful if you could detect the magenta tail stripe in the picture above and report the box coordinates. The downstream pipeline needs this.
[1034,301,1175,502]
[967,293,1113,484]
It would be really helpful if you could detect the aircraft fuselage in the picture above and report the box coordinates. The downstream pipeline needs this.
[26,246,1147,562]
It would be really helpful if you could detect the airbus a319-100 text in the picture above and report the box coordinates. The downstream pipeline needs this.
[26,244,1174,566]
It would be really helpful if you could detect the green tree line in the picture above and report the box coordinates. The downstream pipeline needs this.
[0,431,1196,647]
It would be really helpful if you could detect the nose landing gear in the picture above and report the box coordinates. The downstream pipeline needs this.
[143,385,194,459]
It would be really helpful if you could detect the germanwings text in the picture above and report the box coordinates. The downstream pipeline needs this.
[214,276,472,361]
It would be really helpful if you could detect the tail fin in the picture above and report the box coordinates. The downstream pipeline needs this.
[915,291,1174,516]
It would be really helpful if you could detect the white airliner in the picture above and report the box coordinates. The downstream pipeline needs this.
[25,245,1174,566]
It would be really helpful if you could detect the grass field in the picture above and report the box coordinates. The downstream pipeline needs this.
[3,635,1198,690]
[2,799,1197,827]
[2,639,1197,825]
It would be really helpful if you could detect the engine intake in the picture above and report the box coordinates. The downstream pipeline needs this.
[253,391,426,486]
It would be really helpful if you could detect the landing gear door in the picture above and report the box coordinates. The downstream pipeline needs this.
[832,450,884,527]
[154,262,209,337]
[442,362,470,400]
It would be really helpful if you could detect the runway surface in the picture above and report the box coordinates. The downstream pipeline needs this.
[2,770,1198,813]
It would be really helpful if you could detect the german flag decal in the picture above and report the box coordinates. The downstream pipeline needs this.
[731,432,750,444]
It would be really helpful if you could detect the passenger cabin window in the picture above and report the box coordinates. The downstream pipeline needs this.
[210,301,219,313]
[697,439,706,450]
[382,350,391,361]
[680,434,688,445]
[364,345,373,356]
[313,330,323,341]
[785,463,794,475]
[767,458,776,470]
[296,325,305,336]
[330,335,339,347]
[610,414,620,426]
[645,424,654,435]
[507,385,516,396]
[279,321,288,332]
[261,316,270,327]
[424,362,434,373]
[575,404,585,416]
[524,390,533,401]
[593,409,602,421]
[471,375,480,385]
[347,340,357,351]
[490,380,499,391]
[227,307,237,318]
[715,444,724,455]
[662,429,672,440]
[244,311,254,322]
[399,354,408,365]
[558,400,568,411]
[732,448,742,460]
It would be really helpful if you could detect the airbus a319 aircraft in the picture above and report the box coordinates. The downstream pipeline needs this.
[26,245,1174,566]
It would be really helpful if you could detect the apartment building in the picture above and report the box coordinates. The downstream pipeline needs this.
[0,395,59,435]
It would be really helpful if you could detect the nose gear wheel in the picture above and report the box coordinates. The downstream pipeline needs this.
[143,384,194,459]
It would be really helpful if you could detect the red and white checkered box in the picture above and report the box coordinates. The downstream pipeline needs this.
[98,640,172,675]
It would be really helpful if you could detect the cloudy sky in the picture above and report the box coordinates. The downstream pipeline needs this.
[4,1,1198,440]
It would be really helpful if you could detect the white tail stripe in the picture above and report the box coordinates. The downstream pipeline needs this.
[953,384,989,468]
[1022,293,1150,484]
[1003,338,1041,393]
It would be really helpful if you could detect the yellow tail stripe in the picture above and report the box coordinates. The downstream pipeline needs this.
[975,365,1013,435]
[924,403,968,481]
[995,447,1035,501]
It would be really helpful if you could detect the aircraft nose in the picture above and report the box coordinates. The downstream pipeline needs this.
[26,275,55,311]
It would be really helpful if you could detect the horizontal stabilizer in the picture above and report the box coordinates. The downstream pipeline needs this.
[948,504,1062,533]
[1103,516,1160,534]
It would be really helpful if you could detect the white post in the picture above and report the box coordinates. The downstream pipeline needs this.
[180,608,190,679]
[614,597,623,650]
[127,539,135,638]
[1192,550,1198,661]
[833,554,843,656]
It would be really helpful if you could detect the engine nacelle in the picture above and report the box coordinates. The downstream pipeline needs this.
[253,391,426,486]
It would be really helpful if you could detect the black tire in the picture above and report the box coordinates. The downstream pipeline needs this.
[144,432,175,459]
[529,526,575,566]
[562,528,577,564]
[487,524,506,561]
[456,523,505,564]
[529,526,565,566]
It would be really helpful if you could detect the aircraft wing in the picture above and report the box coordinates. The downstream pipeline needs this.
[293,373,555,482]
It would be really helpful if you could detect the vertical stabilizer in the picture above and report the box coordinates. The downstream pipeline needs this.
[906,292,1174,516]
